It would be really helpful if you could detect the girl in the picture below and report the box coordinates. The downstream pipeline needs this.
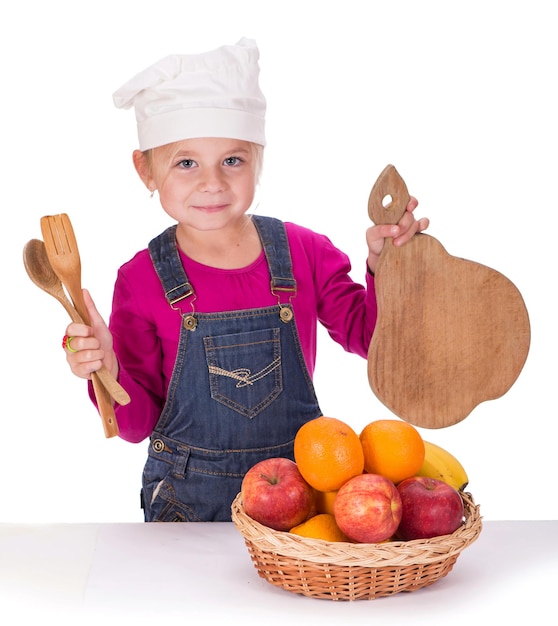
[62,39,429,522]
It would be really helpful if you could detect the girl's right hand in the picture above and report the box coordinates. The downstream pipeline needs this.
[64,289,119,381]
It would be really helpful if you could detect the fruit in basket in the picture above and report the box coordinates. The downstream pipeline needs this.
[396,476,464,540]
[290,513,351,542]
[294,416,364,492]
[333,473,402,543]
[312,489,338,515]
[359,419,425,484]
[415,440,469,491]
[241,457,314,532]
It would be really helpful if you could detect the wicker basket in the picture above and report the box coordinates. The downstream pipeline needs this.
[231,491,482,601]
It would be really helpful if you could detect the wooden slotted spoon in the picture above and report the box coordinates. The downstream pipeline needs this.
[40,214,120,438]
[23,238,130,407]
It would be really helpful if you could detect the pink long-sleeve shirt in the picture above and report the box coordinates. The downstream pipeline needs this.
[108,221,377,442]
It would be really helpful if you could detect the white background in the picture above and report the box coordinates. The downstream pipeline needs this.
[1,0,555,523]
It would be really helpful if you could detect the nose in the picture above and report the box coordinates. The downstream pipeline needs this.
[198,166,225,192]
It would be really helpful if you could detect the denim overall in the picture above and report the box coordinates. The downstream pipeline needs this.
[142,215,322,521]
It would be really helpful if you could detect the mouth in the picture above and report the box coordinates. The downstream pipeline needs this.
[191,204,229,213]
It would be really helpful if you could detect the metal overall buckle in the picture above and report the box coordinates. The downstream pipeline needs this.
[167,283,198,331]
[271,279,297,323]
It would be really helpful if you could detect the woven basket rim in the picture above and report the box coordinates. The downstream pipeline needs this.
[231,490,482,568]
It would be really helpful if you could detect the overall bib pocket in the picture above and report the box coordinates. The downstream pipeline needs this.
[204,327,283,418]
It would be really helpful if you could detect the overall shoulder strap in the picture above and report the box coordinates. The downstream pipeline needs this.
[148,225,194,306]
[251,215,296,295]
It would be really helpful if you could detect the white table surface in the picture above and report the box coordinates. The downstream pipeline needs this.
[1,520,556,625]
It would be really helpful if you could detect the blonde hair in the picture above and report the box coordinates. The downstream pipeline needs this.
[251,142,264,184]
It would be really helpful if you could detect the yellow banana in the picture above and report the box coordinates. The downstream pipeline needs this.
[416,440,469,491]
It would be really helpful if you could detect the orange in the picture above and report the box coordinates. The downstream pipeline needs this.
[313,489,338,515]
[290,513,351,542]
[294,416,364,492]
[359,419,425,484]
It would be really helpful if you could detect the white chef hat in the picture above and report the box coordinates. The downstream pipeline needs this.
[113,38,266,151]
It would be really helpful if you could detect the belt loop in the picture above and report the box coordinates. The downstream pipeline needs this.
[173,447,190,477]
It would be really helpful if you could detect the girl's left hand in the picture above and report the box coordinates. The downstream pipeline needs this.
[366,196,429,273]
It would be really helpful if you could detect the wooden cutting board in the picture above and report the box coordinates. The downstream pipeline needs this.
[367,165,531,428]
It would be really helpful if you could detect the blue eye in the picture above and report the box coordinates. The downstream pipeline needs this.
[224,156,243,166]
[178,159,195,169]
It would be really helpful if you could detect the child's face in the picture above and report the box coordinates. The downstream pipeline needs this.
[143,137,258,232]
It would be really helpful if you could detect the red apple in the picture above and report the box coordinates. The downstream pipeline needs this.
[396,476,464,541]
[241,458,313,531]
[333,473,402,543]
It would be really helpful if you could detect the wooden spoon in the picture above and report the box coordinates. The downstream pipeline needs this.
[24,238,81,322]
[23,238,130,407]
[367,165,531,428]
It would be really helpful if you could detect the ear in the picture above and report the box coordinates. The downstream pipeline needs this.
[133,150,155,191]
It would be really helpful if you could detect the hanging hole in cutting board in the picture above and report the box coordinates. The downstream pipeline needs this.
[382,194,393,208]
